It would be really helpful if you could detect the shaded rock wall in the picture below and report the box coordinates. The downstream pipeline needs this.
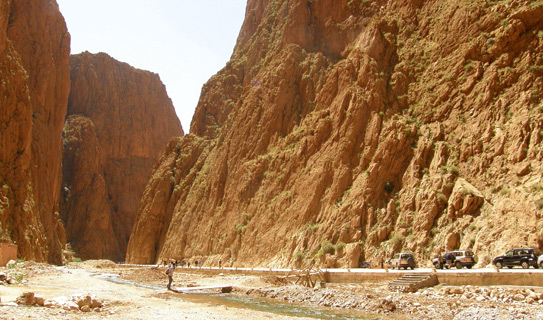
[62,52,183,260]
[0,0,69,264]
[127,0,543,268]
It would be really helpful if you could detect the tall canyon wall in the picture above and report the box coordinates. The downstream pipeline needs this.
[61,52,183,261]
[128,0,543,268]
[0,0,69,264]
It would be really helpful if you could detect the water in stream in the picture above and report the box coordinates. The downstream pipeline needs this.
[96,273,390,319]
[182,292,388,320]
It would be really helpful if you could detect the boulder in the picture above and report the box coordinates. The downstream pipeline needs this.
[90,297,103,308]
[74,295,92,308]
[81,305,91,312]
[447,178,484,220]
[342,243,361,268]
[15,292,35,305]
[325,255,337,268]
[34,296,45,306]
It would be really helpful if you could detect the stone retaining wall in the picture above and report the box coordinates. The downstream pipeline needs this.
[119,265,543,287]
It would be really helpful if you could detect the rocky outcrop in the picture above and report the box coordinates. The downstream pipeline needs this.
[62,52,183,260]
[0,0,70,264]
[127,0,543,268]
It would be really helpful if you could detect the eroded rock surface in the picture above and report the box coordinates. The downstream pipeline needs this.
[127,0,543,268]
[62,52,183,260]
[0,0,70,264]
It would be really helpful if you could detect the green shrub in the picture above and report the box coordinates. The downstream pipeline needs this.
[306,223,320,233]
[294,252,305,261]
[235,224,247,234]
[321,240,335,255]
[14,273,24,282]
[335,242,346,251]
[389,234,405,246]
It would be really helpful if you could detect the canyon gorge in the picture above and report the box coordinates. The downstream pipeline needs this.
[127,0,543,268]
[1,0,543,270]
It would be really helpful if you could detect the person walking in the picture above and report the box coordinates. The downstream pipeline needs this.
[166,259,176,290]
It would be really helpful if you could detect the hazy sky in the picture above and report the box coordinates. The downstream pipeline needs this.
[56,0,247,132]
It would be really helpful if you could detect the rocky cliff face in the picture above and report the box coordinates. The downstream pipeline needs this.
[62,52,183,260]
[0,0,69,264]
[127,0,543,268]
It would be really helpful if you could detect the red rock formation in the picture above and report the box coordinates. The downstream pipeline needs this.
[62,52,183,260]
[0,0,69,264]
[128,0,543,268]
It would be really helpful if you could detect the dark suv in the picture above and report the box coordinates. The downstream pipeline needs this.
[433,250,477,269]
[493,248,541,269]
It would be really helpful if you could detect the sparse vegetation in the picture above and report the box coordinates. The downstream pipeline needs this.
[389,234,405,246]
[306,223,321,233]
[437,193,447,202]
[235,223,248,234]
[294,251,305,261]
[440,165,459,175]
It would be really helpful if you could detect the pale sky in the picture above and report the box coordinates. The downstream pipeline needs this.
[56,0,247,132]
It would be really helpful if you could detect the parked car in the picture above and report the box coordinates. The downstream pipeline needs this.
[387,253,415,270]
[433,250,477,269]
[493,248,541,269]
[538,254,543,269]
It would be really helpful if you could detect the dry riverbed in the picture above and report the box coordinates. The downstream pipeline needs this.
[2,260,543,319]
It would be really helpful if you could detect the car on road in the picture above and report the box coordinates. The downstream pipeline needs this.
[433,250,477,269]
[387,253,416,270]
[493,248,541,269]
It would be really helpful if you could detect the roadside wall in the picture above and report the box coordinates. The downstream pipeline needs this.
[119,265,543,287]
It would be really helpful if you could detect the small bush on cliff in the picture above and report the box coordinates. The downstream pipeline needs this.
[389,234,405,247]
[235,223,247,234]
[294,251,305,261]
[319,240,335,255]
[306,223,321,233]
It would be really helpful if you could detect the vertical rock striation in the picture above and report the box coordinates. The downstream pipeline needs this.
[126,0,543,267]
[0,0,70,264]
[62,52,183,260]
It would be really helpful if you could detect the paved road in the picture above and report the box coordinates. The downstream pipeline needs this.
[120,264,543,273]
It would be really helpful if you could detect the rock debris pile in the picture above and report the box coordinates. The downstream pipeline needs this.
[242,282,543,319]
[15,292,105,312]
[0,272,16,285]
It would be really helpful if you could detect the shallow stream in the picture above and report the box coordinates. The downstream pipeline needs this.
[182,293,381,319]
[96,272,388,319]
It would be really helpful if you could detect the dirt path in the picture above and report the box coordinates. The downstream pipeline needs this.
[0,261,315,320]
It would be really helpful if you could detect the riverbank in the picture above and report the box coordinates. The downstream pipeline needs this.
[2,260,543,319]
